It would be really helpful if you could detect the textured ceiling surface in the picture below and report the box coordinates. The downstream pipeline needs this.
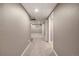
[22,3,57,20]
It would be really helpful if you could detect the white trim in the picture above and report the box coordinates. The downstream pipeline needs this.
[48,12,58,56]
[21,42,31,56]
[53,48,58,56]
[48,17,51,43]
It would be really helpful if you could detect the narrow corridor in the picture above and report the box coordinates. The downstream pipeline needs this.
[0,3,79,56]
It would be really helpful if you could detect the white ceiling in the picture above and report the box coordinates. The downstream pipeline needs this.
[22,3,57,20]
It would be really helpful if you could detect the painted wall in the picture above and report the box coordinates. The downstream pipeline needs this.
[44,20,49,42]
[31,20,45,41]
[0,4,30,56]
[52,4,79,55]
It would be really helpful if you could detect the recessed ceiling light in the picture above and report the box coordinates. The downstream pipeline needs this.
[34,8,39,12]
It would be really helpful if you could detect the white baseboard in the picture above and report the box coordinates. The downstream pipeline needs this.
[21,42,31,56]
[53,48,58,56]
[48,41,58,56]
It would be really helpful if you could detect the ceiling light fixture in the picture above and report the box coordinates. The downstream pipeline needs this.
[34,8,39,12]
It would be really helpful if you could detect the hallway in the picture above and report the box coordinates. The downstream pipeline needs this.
[0,3,79,56]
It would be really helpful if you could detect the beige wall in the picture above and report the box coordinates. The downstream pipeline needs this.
[44,20,49,42]
[0,4,30,56]
[52,4,79,56]
[31,20,44,39]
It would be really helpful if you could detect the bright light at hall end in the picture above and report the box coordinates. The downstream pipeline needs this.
[34,8,39,12]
